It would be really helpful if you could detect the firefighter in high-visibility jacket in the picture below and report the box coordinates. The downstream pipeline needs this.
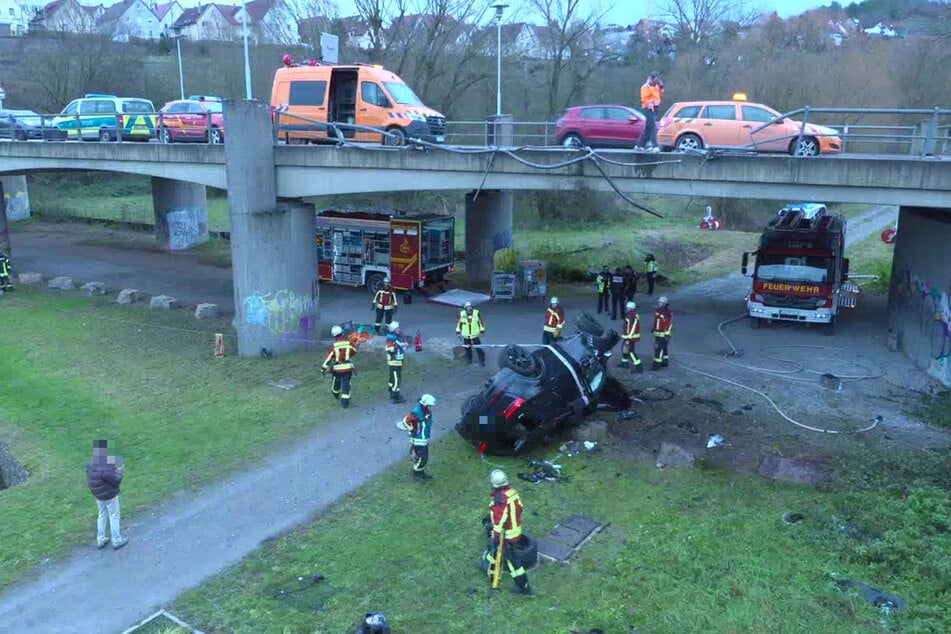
[620,301,643,373]
[396,394,435,480]
[456,301,486,366]
[372,278,398,333]
[483,470,532,595]
[0,250,12,292]
[542,297,565,345]
[595,265,610,314]
[321,325,358,407]
[385,321,408,404]
[651,296,673,370]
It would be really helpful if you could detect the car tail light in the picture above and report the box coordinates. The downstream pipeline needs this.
[449,265,455,272]
[486,388,507,409]
[504,397,526,419]
[421,272,428,280]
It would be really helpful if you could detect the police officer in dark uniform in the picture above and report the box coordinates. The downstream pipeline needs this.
[609,267,626,320]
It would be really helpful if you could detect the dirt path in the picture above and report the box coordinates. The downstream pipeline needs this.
[2,205,937,633]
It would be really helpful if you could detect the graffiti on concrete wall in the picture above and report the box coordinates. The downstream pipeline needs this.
[244,290,319,336]
[894,270,951,385]
[167,208,208,251]
[3,189,30,222]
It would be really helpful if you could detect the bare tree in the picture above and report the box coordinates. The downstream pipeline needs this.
[662,0,756,46]
[354,0,394,62]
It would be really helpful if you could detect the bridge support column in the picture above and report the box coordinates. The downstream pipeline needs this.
[465,115,515,285]
[887,206,951,386]
[151,177,209,250]
[225,100,318,357]
[1,176,30,222]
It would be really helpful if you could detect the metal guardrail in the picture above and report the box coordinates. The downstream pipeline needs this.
[4,107,950,158]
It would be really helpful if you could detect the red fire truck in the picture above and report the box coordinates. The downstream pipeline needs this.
[315,209,455,294]
[742,203,859,333]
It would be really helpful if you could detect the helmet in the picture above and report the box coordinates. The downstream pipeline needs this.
[658,296,669,306]
[388,321,400,332]
[626,301,636,310]
[383,278,391,285]
[490,469,509,488]
[550,296,559,305]
[331,325,343,336]
[419,394,436,407]
[464,301,473,310]
[282,54,293,66]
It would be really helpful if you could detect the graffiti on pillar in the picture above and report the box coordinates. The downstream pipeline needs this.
[167,208,208,251]
[244,290,319,335]
[492,227,513,251]
[3,190,30,222]
[894,269,951,385]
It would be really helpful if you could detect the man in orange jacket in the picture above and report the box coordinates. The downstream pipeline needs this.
[635,71,664,152]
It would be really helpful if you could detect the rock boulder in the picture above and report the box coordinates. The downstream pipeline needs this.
[150,295,179,310]
[194,303,221,320]
[116,289,143,305]
[48,276,75,290]
[656,442,695,469]
[18,272,43,285]
[81,282,106,297]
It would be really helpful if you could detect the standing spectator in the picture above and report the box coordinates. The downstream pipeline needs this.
[595,265,610,314]
[86,439,128,550]
[644,253,658,296]
[609,267,626,320]
[623,264,638,301]
[635,72,664,152]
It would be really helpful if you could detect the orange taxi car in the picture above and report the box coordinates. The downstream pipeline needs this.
[657,94,842,156]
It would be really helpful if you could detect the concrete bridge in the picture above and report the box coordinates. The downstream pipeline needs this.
[0,101,948,387]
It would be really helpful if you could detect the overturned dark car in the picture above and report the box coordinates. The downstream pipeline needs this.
[456,313,631,455]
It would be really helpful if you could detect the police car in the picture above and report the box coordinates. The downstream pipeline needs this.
[51,94,158,142]
[456,313,630,455]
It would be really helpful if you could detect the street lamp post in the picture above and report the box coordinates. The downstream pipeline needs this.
[241,0,252,99]
[172,28,185,100]
[491,3,508,117]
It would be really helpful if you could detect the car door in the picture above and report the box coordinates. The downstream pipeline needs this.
[186,102,209,136]
[160,102,187,139]
[79,99,111,140]
[698,104,742,147]
[357,80,391,143]
[742,104,788,152]
[578,107,605,143]
[55,101,80,139]
[602,107,641,146]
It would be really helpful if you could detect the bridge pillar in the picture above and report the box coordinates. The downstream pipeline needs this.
[465,115,515,285]
[887,206,951,386]
[151,177,209,250]
[225,100,319,357]
[1,176,30,222]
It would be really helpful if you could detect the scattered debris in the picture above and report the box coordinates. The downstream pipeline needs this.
[706,434,724,448]
[782,512,805,525]
[559,441,581,456]
[616,410,640,421]
[518,460,569,484]
[835,579,906,612]
[572,419,609,443]
[537,514,605,563]
[583,441,598,452]
[758,455,828,485]
[655,442,695,469]
[820,373,842,391]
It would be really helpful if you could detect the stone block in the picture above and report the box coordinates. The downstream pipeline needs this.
[194,303,221,320]
[548,524,587,548]
[563,514,603,536]
[571,419,610,443]
[18,272,43,285]
[48,276,75,290]
[150,295,179,310]
[656,442,695,469]
[758,455,827,485]
[116,289,143,305]
[80,282,106,297]
[536,536,574,562]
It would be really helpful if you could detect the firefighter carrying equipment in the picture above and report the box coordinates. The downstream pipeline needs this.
[399,402,433,477]
[322,335,358,405]
[385,329,407,402]
[485,484,531,593]
[331,325,344,336]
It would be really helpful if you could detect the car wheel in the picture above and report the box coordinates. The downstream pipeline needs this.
[676,133,703,151]
[749,316,761,329]
[14,130,26,141]
[159,128,172,144]
[209,127,223,144]
[384,126,406,147]
[575,311,605,336]
[790,136,820,157]
[499,344,541,377]
[366,273,386,295]
[561,133,584,148]
[823,317,836,336]
[99,129,113,143]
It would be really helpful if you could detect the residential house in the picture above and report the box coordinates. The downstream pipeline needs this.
[235,0,300,45]
[387,13,472,52]
[864,22,898,38]
[98,0,161,40]
[339,14,372,50]
[475,22,550,59]
[30,0,101,33]
[828,19,849,46]
[0,0,30,35]
[172,3,239,42]
[153,0,183,35]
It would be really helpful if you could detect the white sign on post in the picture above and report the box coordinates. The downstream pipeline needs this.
[320,33,339,64]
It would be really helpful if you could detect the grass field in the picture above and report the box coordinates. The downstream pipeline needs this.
[845,231,896,292]
[171,435,951,633]
[0,287,440,591]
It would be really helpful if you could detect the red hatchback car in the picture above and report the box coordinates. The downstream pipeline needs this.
[555,105,646,148]
[158,96,225,144]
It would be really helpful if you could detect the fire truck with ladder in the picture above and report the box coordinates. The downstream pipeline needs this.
[315,209,455,295]
[742,203,859,334]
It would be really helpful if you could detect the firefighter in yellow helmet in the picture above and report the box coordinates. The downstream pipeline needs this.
[543,297,565,345]
[321,325,358,407]
[483,469,532,595]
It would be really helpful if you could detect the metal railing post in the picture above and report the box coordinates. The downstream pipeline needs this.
[794,106,810,156]
[206,111,212,143]
[74,114,80,141]
[158,112,165,143]
[841,124,848,153]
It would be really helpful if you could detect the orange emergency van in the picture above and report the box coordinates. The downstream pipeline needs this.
[271,57,447,146]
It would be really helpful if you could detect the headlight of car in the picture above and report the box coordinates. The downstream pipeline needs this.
[409,113,427,122]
